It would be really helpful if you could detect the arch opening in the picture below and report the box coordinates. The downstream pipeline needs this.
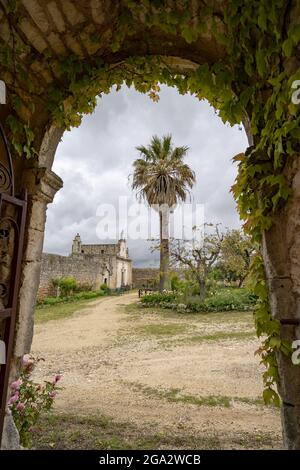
[27,84,279,451]
[0,0,299,450]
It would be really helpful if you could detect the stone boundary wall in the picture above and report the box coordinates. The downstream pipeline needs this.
[132,268,160,288]
[38,253,102,299]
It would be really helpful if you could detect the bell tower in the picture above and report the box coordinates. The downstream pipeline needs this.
[72,233,82,254]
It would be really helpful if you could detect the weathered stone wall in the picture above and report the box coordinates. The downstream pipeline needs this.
[132,268,160,288]
[38,253,133,297]
[80,244,118,256]
[74,239,128,257]
[38,253,103,298]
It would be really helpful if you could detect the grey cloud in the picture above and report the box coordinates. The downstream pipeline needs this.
[44,85,248,266]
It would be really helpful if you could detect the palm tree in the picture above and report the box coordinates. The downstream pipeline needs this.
[131,134,195,290]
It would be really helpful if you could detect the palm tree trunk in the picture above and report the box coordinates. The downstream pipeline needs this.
[159,207,170,291]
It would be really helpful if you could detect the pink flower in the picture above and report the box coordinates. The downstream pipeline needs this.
[49,391,57,399]
[22,354,30,366]
[22,355,35,372]
[8,392,19,405]
[53,374,62,384]
[16,402,25,411]
[11,379,22,391]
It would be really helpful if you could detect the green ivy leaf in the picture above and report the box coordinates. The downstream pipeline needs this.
[255,49,267,77]
[282,38,293,57]
[263,388,280,407]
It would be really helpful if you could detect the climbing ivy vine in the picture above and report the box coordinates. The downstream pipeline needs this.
[0,0,299,405]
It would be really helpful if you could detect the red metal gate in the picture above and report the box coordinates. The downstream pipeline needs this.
[0,124,27,443]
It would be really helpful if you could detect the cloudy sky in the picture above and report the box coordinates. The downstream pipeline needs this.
[43,85,248,267]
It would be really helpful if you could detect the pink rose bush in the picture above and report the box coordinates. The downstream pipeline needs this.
[8,391,19,405]
[10,378,23,390]
[8,355,62,448]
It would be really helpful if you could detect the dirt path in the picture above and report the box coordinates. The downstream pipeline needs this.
[32,292,282,449]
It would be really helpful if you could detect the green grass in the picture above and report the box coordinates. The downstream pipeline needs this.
[34,297,104,324]
[201,310,254,324]
[125,382,265,408]
[134,322,190,337]
[125,302,254,325]
[35,290,133,324]
[37,290,106,307]
[132,323,255,343]
[188,330,256,343]
[159,329,256,349]
[31,412,221,450]
[125,302,256,346]
[31,412,280,450]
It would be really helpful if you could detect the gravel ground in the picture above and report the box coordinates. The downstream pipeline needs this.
[31,292,282,449]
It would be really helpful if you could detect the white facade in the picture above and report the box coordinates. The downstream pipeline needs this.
[71,234,132,289]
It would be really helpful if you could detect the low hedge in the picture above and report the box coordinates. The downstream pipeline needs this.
[140,288,257,313]
[36,290,106,307]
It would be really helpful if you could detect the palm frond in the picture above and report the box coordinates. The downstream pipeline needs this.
[131,134,195,207]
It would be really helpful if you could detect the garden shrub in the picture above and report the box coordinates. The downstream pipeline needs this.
[169,273,185,292]
[141,291,177,306]
[52,277,77,297]
[8,355,61,448]
[203,287,257,311]
[37,289,106,307]
[74,282,93,292]
[100,283,110,292]
[140,287,257,313]
[72,291,106,301]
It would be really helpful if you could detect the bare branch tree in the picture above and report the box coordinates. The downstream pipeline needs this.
[170,224,223,299]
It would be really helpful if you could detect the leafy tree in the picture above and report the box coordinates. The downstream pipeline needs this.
[219,229,255,287]
[170,224,223,300]
[131,134,195,290]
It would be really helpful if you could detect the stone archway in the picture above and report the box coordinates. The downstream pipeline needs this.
[0,0,300,449]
